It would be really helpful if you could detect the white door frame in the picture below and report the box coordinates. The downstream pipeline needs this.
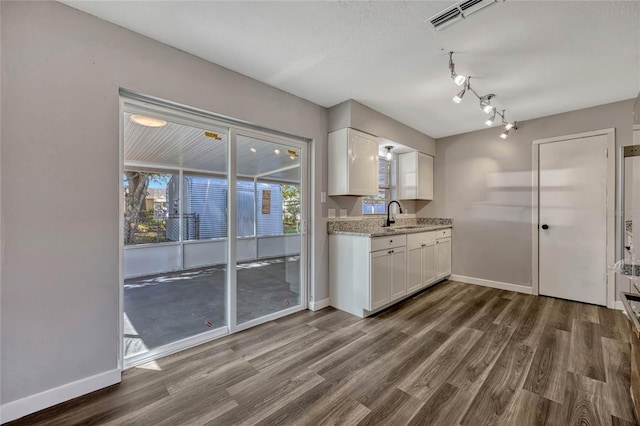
[532,128,616,308]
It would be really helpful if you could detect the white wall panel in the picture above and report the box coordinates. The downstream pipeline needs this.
[124,245,181,279]
[183,240,227,270]
[258,235,301,258]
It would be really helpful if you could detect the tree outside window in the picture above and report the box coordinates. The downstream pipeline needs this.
[281,184,300,234]
[123,171,172,245]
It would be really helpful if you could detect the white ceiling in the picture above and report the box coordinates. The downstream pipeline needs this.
[63,1,640,138]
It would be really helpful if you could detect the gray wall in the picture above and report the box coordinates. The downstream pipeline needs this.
[0,1,329,405]
[424,99,635,289]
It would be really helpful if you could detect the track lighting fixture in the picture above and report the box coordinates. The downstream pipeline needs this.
[384,145,394,161]
[453,79,468,103]
[479,95,495,114]
[446,52,518,138]
[499,113,518,139]
[485,109,496,126]
[448,52,466,86]
[453,73,466,86]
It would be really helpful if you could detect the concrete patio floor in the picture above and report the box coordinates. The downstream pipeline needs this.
[124,256,300,359]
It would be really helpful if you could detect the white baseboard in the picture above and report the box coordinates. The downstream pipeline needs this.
[309,298,330,311]
[450,274,534,295]
[0,369,121,424]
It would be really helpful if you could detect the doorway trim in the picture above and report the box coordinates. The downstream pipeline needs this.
[532,128,616,308]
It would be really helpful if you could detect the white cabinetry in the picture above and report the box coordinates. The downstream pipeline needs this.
[435,229,452,279]
[329,228,451,318]
[398,151,434,200]
[406,232,437,293]
[389,247,407,301]
[328,128,379,196]
[330,234,406,317]
[370,246,406,310]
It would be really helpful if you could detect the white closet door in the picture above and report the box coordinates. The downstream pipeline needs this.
[538,134,607,305]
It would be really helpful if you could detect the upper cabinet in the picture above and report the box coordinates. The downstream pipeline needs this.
[328,128,379,196]
[398,151,433,200]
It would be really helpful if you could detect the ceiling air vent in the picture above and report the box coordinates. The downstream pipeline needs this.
[427,0,497,31]
[429,6,461,30]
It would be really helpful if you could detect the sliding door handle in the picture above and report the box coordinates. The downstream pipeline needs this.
[541,224,549,230]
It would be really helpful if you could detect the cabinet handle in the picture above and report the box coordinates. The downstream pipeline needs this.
[389,240,393,243]
[388,250,394,254]
[421,244,426,247]
[436,241,439,244]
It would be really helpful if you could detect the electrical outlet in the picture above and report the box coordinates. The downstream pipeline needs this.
[321,192,327,203]
[340,209,347,218]
[328,208,336,218]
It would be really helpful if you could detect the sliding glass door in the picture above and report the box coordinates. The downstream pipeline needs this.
[122,106,229,365]
[233,131,306,327]
[121,99,307,366]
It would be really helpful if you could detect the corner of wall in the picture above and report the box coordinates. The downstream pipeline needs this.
[327,100,352,133]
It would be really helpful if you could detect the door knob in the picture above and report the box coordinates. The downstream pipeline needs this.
[541,224,549,230]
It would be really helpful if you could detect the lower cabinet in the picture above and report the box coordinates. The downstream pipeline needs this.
[370,246,406,310]
[329,228,451,318]
[407,232,437,293]
[436,237,452,279]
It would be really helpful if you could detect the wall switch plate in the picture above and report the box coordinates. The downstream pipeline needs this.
[328,208,336,218]
[321,192,327,203]
[340,209,347,218]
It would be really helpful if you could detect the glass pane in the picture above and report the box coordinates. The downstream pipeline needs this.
[236,134,302,324]
[181,175,228,240]
[237,180,256,237]
[124,171,174,245]
[363,156,390,215]
[123,110,228,362]
[363,190,387,214]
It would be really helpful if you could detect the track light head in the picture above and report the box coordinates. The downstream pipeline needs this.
[505,122,515,130]
[485,109,497,126]
[453,88,466,103]
[500,129,510,139]
[448,52,466,86]
[479,94,495,114]
[452,73,466,86]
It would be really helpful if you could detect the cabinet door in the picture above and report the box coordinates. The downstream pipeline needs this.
[390,247,407,301]
[407,245,423,293]
[422,241,437,287]
[417,153,434,200]
[436,238,452,279]
[348,130,379,196]
[370,250,390,310]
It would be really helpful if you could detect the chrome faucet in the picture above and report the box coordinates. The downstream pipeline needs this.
[386,200,403,227]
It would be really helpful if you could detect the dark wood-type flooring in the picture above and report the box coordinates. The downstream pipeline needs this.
[9,281,639,426]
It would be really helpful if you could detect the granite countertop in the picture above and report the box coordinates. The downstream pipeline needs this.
[329,224,452,237]
[327,217,453,237]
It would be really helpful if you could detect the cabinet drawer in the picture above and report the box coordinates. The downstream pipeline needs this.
[371,235,406,252]
[435,228,451,239]
[406,232,436,249]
